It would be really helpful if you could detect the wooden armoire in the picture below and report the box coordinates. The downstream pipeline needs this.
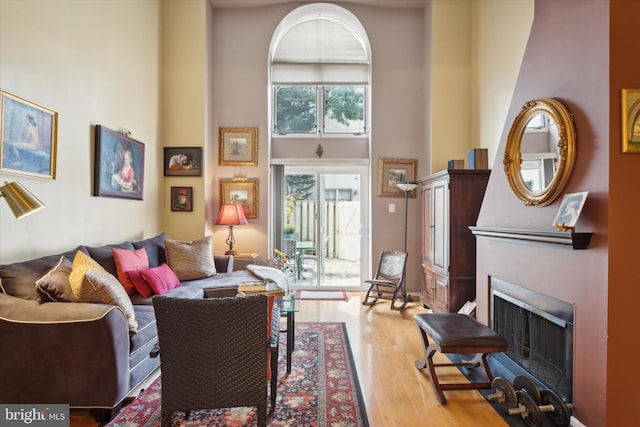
[419,169,490,313]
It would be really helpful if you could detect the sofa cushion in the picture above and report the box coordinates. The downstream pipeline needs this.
[35,256,76,303]
[113,247,149,295]
[69,251,138,334]
[128,270,153,298]
[130,305,158,368]
[84,242,135,278]
[0,247,87,301]
[130,285,204,305]
[164,236,217,281]
[131,233,169,268]
[139,263,181,296]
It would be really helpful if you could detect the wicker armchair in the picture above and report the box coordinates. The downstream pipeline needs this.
[152,295,278,427]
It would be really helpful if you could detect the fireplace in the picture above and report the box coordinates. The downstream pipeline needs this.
[489,277,574,402]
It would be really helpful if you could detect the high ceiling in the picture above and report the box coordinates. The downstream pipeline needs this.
[210,0,427,8]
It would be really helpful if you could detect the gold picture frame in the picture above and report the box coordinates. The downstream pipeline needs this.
[220,178,259,219]
[0,89,58,179]
[219,127,258,166]
[621,89,640,153]
[377,157,418,198]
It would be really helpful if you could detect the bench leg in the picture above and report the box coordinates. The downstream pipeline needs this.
[414,325,496,405]
[414,324,432,370]
[414,325,448,404]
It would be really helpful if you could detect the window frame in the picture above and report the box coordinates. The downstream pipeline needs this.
[273,84,368,137]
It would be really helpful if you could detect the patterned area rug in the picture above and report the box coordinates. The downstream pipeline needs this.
[295,290,349,301]
[106,322,368,426]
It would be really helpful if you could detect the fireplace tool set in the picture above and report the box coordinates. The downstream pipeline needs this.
[487,375,574,427]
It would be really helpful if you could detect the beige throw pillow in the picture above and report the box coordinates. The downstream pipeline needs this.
[164,236,217,281]
[69,251,138,334]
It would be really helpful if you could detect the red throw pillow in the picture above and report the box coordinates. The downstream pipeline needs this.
[138,263,181,296]
[127,269,154,298]
[113,247,149,295]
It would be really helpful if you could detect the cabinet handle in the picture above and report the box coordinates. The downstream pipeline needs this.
[430,286,436,291]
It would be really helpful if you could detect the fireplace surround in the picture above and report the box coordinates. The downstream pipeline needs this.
[489,277,574,402]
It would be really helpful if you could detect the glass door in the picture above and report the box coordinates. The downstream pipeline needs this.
[281,165,367,290]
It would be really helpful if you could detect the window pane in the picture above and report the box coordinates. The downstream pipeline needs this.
[323,86,365,134]
[275,86,317,134]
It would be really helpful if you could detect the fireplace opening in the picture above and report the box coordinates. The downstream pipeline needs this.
[490,277,574,402]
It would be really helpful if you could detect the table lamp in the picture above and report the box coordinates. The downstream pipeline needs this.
[0,181,45,219]
[215,203,248,255]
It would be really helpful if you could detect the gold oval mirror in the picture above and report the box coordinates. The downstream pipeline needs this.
[503,98,576,207]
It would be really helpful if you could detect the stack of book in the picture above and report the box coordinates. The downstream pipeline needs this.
[237,281,286,298]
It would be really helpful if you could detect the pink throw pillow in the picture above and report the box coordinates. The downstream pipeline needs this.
[139,263,181,296]
[113,247,149,295]
[127,269,154,298]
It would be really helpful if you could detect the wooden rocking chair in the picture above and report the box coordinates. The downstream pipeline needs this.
[362,250,408,311]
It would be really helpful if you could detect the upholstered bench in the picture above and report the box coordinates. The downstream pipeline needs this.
[414,313,507,404]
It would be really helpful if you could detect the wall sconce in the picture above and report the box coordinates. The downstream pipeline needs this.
[215,203,248,255]
[0,181,45,219]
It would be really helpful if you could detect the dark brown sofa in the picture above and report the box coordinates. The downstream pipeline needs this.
[0,232,260,418]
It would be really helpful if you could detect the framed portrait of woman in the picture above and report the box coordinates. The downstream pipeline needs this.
[94,125,145,200]
[0,90,58,179]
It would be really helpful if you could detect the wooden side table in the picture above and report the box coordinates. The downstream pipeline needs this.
[232,252,259,270]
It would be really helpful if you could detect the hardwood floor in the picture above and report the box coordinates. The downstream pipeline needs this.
[70,293,508,426]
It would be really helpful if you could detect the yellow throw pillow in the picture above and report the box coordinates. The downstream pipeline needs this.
[69,251,138,334]
[164,236,217,281]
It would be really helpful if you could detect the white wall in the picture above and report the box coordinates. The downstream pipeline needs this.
[0,0,162,263]
[160,0,208,241]
[431,0,472,173]
[472,0,534,168]
[430,0,533,173]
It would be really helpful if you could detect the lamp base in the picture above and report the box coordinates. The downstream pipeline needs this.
[225,249,237,255]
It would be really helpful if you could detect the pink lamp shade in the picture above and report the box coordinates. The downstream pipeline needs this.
[215,203,249,225]
[215,204,248,255]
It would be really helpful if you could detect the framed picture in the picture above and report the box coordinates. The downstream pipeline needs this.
[220,178,259,219]
[553,191,588,231]
[219,127,258,166]
[377,157,418,198]
[622,89,640,153]
[458,300,477,318]
[0,89,58,179]
[94,125,145,200]
[164,147,202,176]
[171,186,193,212]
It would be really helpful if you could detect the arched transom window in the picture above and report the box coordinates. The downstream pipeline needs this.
[270,4,371,136]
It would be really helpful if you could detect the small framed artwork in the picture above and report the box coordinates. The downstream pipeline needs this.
[219,127,258,166]
[553,191,588,231]
[377,157,418,198]
[164,147,202,176]
[220,178,259,219]
[458,300,477,318]
[171,186,193,212]
[94,125,145,200]
[0,89,58,179]
[621,89,640,153]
